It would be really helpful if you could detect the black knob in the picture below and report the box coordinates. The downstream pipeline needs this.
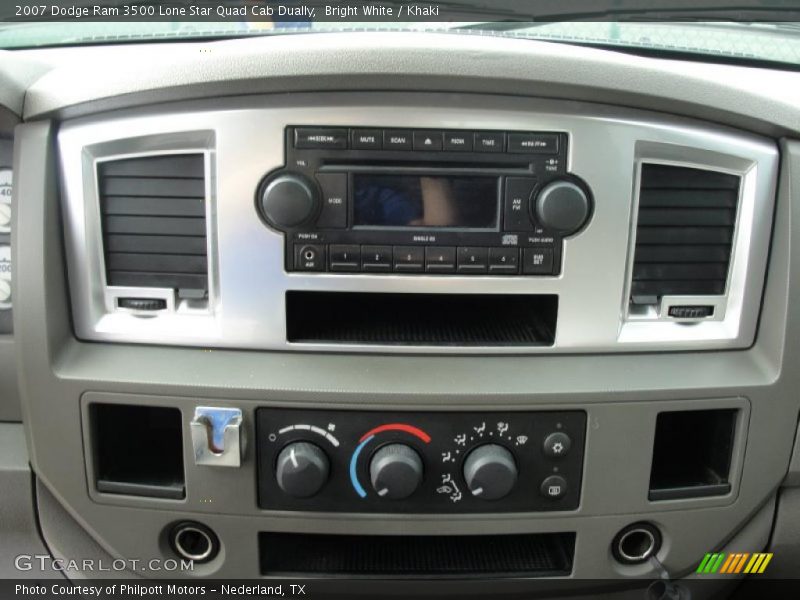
[260,173,318,229]
[533,179,591,235]
[463,444,518,500]
[275,442,329,498]
[369,443,423,500]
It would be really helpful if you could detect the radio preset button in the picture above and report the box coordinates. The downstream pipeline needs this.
[489,248,520,274]
[474,132,505,153]
[383,130,413,150]
[457,247,489,273]
[351,129,382,150]
[504,177,536,232]
[443,131,473,152]
[329,244,361,272]
[294,128,348,149]
[315,173,347,229]
[522,248,554,275]
[425,246,456,273]
[362,245,393,272]
[393,246,424,272]
[508,133,559,154]
[413,131,443,151]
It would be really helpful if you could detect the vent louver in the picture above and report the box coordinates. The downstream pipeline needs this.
[98,154,208,296]
[630,164,740,304]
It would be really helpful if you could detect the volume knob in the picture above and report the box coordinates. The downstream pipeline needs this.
[463,444,518,500]
[259,173,319,229]
[533,179,591,235]
[369,444,424,500]
[275,442,330,498]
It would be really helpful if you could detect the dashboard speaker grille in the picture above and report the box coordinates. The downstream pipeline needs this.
[97,154,208,294]
[631,164,740,303]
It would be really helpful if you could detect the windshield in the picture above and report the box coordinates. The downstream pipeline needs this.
[2,2,800,69]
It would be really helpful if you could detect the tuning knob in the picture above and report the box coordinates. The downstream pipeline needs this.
[259,173,319,229]
[369,444,424,500]
[275,442,330,498]
[533,179,591,235]
[463,444,518,500]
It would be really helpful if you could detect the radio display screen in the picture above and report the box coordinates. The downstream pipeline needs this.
[352,174,499,229]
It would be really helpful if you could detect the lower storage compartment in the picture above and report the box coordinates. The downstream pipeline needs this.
[286,291,558,346]
[90,403,185,499]
[649,409,737,500]
[259,532,575,577]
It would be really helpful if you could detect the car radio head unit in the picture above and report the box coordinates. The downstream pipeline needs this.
[258,125,592,276]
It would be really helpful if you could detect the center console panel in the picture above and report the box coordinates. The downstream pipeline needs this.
[57,93,778,354]
[13,87,789,585]
[256,408,585,513]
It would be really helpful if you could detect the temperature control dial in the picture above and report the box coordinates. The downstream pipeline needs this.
[275,441,330,498]
[463,444,518,500]
[533,179,591,235]
[369,443,423,500]
[259,173,319,229]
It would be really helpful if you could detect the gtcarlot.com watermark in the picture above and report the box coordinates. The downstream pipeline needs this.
[15,554,194,573]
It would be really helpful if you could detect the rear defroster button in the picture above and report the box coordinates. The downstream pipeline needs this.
[540,475,567,500]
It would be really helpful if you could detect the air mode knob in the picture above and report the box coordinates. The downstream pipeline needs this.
[259,173,319,229]
[533,179,591,235]
[463,444,518,500]
[275,442,330,498]
[369,443,424,500]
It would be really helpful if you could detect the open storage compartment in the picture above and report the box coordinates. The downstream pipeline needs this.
[649,409,737,501]
[260,532,575,577]
[90,403,185,499]
[286,292,557,346]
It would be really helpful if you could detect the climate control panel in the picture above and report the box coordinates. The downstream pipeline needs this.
[256,409,586,513]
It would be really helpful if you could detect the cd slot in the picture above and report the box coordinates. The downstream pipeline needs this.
[286,291,557,346]
[320,162,532,174]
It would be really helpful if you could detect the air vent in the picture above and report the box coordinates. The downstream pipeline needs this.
[97,154,208,296]
[630,164,740,304]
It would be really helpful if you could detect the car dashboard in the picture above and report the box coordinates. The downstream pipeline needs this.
[0,30,799,598]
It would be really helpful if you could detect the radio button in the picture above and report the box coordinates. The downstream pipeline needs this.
[352,129,382,150]
[362,245,393,272]
[393,246,424,272]
[508,133,559,154]
[425,246,456,273]
[489,248,520,274]
[443,131,473,152]
[457,247,489,273]
[413,131,443,151]
[504,177,536,231]
[474,132,505,153]
[522,248,554,275]
[383,130,413,150]
[294,128,348,149]
[329,245,361,272]
[315,173,347,229]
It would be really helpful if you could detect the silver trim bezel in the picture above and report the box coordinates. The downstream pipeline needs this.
[57,93,778,353]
